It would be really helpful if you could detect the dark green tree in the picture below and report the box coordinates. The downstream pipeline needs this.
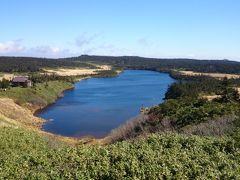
[217,77,240,103]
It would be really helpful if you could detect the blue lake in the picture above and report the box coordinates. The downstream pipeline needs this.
[38,70,175,137]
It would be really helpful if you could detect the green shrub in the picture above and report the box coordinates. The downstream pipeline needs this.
[150,97,240,128]
[0,127,240,179]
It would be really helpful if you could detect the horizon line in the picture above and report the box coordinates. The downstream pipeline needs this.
[0,54,237,62]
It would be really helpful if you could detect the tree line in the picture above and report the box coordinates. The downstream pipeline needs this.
[65,55,240,74]
[0,56,95,72]
[1,55,240,74]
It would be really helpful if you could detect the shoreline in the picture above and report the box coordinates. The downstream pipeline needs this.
[33,73,117,116]
[1,69,173,144]
[35,69,174,140]
[33,86,75,116]
[32,71,124,142]
[0,73,115,144]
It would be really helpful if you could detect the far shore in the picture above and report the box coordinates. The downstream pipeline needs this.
[177,70,240,79]
[42,65,111,77]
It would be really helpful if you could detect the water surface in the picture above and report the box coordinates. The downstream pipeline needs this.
[39,70,175,137]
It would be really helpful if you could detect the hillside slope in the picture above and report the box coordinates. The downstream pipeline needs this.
[0,127,240,179]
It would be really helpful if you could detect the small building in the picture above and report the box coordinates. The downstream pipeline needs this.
[11,76,32,87]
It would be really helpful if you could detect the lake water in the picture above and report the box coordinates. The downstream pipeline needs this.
[39,70,175,137]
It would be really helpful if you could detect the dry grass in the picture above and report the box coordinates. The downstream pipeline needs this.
[202,95,221,101]
[104,115,149,143]
[105,111,239,143]
[178,70,240,79]
[180,115,237,136]
[42,65,111,76]
[0,73,14,81]
[0,114,19,128]
[237,88,240,94]
[0,98,44,128]
[202,87,240,101]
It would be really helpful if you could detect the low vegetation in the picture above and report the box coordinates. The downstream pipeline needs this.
[0,127,240,179]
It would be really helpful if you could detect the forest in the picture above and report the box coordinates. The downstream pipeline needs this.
[65,55,240,74]
[1,55,240,74]
[0,56,95,72]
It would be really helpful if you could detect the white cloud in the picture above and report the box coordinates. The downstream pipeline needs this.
[30,46,72,58]
[1,38,238,61]
[0,40,75,58]
[31,46,63,54]
[0,34,131,58]
[0,40,25,53]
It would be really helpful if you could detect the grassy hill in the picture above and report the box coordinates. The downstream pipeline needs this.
[0,81,73,111]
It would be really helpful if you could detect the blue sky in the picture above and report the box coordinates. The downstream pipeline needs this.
[0,0,240,60]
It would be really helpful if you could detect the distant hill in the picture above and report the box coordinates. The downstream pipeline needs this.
[1,55,240,74]
[0,56,95,72]
[65,55,240,74]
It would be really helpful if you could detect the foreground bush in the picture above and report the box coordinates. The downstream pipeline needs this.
[0,127,240,179]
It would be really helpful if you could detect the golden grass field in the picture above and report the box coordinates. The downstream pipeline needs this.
[0,98,44,128]
[178,70,240,79]
[42,65,111,76]
[0,73,14,81]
